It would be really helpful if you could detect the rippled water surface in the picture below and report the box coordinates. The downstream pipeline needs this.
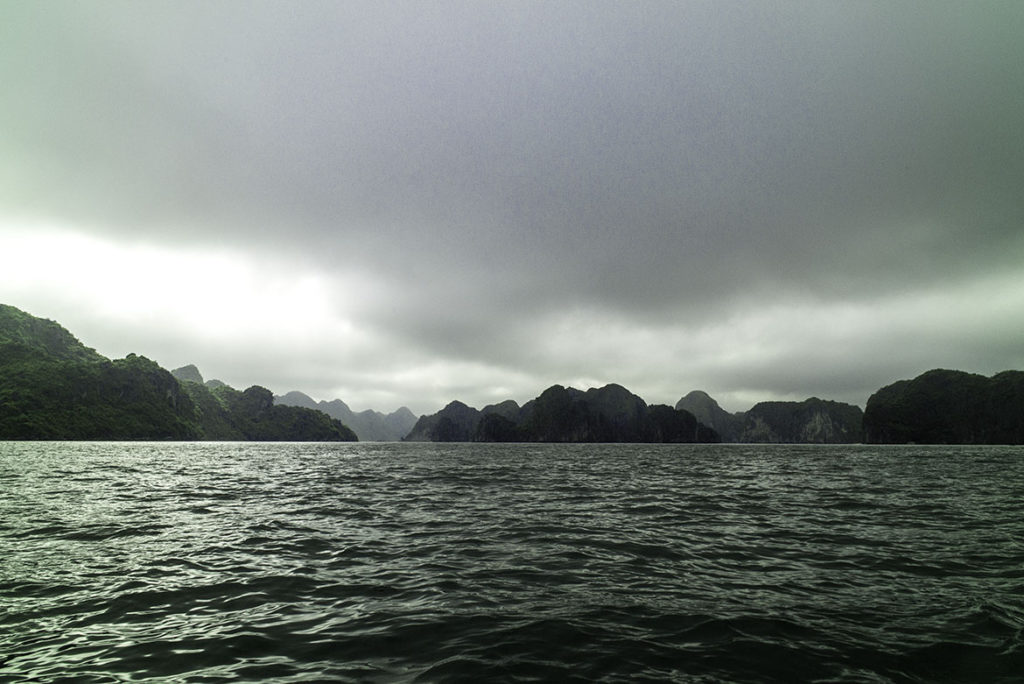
[2,442,1023,683]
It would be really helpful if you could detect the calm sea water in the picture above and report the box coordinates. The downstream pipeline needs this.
[1,442,1022,683]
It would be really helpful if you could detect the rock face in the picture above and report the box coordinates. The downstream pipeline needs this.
[676,390,744,442]
[676,390,864,443]
[864,369,1024,444]
[382,407,419,440]
[739,398,864,443]
[171,364,205,384]
[404,383,719,443]
[648,404,720,443]
[404,400,483,442]
[519,384,655,442]
[275,391,418,441]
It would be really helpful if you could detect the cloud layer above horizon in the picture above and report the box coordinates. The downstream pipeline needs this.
[3,2,1023,414]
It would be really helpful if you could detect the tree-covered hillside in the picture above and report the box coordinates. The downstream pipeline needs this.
[0,304,356,441]
[179,381,356,441]
[864,369,1024,444]
[0,347,199,440]
[0,304,104,363]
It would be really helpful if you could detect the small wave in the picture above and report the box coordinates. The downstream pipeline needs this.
[2,442,1023,683]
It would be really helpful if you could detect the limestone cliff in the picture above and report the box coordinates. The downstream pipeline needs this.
[737,398,864,443]
[675,390,744,442]
[864,369,1024,444]
[275,391,418,441]
[171,364,205,385]
[405,384,719,443]
[404,400,481,441]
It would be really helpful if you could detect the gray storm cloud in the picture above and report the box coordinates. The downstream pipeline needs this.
[2,2,1023,413]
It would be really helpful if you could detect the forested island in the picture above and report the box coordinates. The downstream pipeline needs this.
[863,369,1024,444]
[274,390,416,442]
[0,304,355,441]
[1,303,1022,444]
[675,392,864,444]
[404,383,720,443]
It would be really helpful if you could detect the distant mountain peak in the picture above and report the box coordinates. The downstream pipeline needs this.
[276,390,318,410]
[274,391,418,441]
[680,389,714,402]
[170,364,204,384]
[406,382,720,443]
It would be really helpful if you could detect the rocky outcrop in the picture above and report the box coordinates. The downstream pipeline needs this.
[381,406,419,441]
[171,364,205,384]
[737,398,864,443]
[676,390,864,443]
[403,400,481,441]
[675,390,744,442]
[864,369,1024,444]
[405,383,719,443]
[275,390,418,441]
[648,404,720,443]
[518,384,653,442]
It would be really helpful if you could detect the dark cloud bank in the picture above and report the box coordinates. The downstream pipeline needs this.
[2,2,1022,414]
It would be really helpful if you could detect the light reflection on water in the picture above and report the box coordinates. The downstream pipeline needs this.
[2,441,1023,682]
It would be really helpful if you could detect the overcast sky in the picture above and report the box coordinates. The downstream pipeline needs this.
[2,2,1022,415]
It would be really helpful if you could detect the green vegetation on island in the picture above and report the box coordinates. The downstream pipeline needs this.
[4,303,1023,444]
[177,378,357,442]
[0,304,356,441]
[864,369,1024,444]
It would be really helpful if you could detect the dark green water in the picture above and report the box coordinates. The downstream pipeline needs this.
[2,442,1022,682]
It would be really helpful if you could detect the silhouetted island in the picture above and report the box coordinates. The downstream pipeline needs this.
[676,391,864,443]
[274,390,417,442]
[864,368,1024,444]
[405,383,720,443]
[3,303,1023,445]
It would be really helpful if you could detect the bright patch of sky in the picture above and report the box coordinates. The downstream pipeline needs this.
[2,2,1023,414]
